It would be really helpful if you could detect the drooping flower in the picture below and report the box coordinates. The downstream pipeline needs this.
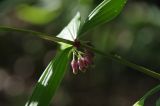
[78,57,85,71]
[85,49,94,60]
[71,54,78,74]
[83,56,91,67]
[70,41,94,74]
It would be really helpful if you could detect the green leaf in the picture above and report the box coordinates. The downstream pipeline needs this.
[17,0,62,25]
[57,12,81,41]
[79,0,127,35]
[133,85,160,106]
[17,4,60,25]
[57,12,81,49]
[26,47,72,106]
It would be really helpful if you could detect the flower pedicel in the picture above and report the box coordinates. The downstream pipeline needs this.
[71,40,94,74]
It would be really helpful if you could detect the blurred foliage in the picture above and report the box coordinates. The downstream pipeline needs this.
[0,0,160,106]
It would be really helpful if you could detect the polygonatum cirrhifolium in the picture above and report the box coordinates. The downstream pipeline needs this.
[0,0,160,106]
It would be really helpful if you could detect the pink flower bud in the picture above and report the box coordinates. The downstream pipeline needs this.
[78,58,85,71]
[85,50,94,64]
[71,59,78,74]
[71,48,94,74]
[83,56,91,67]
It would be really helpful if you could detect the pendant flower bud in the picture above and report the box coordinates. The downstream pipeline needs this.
[85,50,94,64]
[71,40,95,74]
[78,58,85,71]
[85,49,94,59]
[71,57,78,74]
[83,56,91,67]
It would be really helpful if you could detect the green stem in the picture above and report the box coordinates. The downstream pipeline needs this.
[1,26,160,80]
[81,44,160,80]
[0,26,73,45]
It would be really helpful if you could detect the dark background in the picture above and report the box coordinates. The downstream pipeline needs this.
[0,0,160,106]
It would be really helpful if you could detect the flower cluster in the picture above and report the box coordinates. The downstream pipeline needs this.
[71,49,94,74]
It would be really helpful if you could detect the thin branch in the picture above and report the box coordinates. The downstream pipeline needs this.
[1,26,160,80]
[0,26,74,45]
[81,44,160,80]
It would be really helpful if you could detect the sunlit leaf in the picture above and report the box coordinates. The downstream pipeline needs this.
[57,12,81,41]
[79,0,127,35]
[57,12,81,49]
[26,47,72,106]
[133,85,160,106]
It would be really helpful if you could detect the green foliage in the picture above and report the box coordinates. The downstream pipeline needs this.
[1,0,160,106]
[57,12,81,49]
[134,85,160,106]
[17,0,62,25]
[17,4,59,25]
[79,0,127,35]
[4,0,128,105]
[25,47,72,106]
[57,12,81,41]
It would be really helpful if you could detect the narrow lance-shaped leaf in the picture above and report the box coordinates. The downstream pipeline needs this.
[57,12,81,41]
[26,47,72,106]
[79,0,127,35]
[57,12,81,49]
[133,84,160,106]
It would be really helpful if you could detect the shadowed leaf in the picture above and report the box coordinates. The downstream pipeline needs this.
[26,47,72,106]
